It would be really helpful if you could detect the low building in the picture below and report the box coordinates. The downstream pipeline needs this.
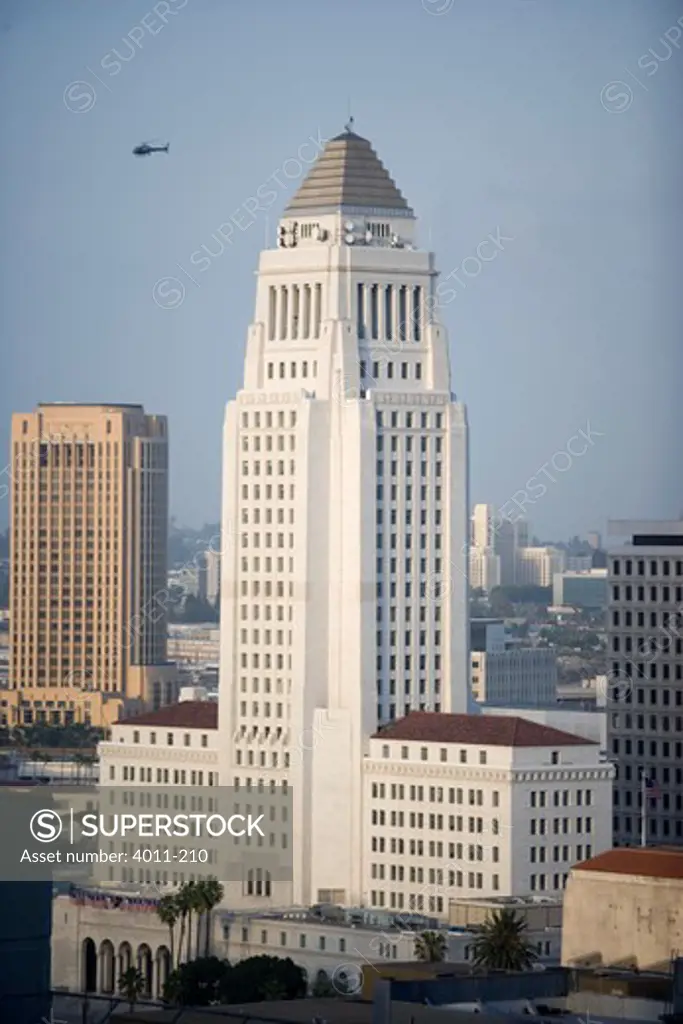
[472,648,557,707]
[50,888,562,1004]
[470,618,558,708]
[552,569,608,609]
[363,712,613,916]
[167,624,220,664]
[562,846,683,972]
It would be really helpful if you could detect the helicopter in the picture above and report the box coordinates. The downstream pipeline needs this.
[133,141,170,157]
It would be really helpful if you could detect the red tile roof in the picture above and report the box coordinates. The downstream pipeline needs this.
[116,701,218,729]
[573,847,683,880]
[373,711,595,747]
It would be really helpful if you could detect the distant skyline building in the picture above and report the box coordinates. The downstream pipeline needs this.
[198,547,221,606]
[607,520,683,848]
[7,403,175,728]
[552,569,608,610]
[469,503,528,588]
[516,546,566,588]
[218,127,470,906]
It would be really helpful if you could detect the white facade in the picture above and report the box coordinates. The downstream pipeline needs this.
[469,546,501,592]
[97,702,611,918]
[218,129,469,907]
[198,548,221,605]
[361,714,613,920]
[516,546,567,587]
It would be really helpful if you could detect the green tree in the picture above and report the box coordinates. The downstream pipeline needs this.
[163,956,229,1006]
[414,930,447,963]
[470,908,538,971]
[225,955,307,1003]
[118,966,145,1013]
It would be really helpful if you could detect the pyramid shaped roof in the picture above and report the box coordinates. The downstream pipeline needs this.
[284,129,413,216]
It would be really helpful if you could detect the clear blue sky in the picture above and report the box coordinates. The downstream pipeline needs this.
[1,0,682,539]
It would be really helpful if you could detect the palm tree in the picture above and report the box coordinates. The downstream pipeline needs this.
[189,880,206,961]
[198,877,224,957]
[118,966,145,1013]
[414,930,447,963]
[175,884,192,967]
[470,908,538,972]
[157,894,179,968]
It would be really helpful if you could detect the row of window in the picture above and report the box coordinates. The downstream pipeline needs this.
[615,817,683,838]
[530,844,591,863]
[530,789,593,808]
[612,738,683,758]
[612,584,682,603]
[371,813,499,834]
[614,764,683,785]
[356,283,424,343]
[266,360,318,381]
[612,635,682,655]
[530,817,592,835]
[241,411,297,429]
[612,558,683,577]
[376,484,444,504]
[241,926,351,954]
[371,783,496,804]
[376,410,444,429]
[614,790,682,811]
[612,609,683,628]
[360,359,423,383]
[267,283,322,341]
[608,671,683,694]
[129,730,210,748]
[529,873,569,891]
[371,853,499,880]
[371,891,448,910]
[612,712,683,731]
[116,765,217,786]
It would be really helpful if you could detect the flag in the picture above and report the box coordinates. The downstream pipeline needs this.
[644,776,661,799]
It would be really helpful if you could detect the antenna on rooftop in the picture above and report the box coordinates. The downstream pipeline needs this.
[345,97,354,134]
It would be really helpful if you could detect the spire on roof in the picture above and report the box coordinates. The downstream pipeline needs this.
[284,128,413,216]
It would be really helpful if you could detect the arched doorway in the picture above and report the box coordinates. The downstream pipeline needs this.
[137,944,153,999]
[81,938,97,993]
[98,939,115,994]
[155,946,171,998]
[118,941,132,979]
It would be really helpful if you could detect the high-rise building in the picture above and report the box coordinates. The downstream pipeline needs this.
[607,520,683,847]
[219,126,469,906]
[469,546,500,592]
[472,503,495,549]
[587,531,602,550]
[516,546,566,587]
[198,547,221,606]
[8,403,175,728]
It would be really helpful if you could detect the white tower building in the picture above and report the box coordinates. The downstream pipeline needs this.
[219,127,469,907]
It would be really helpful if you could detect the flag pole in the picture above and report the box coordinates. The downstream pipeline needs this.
[640,769,647,848]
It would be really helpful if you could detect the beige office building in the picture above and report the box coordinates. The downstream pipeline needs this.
[7,403,176,728]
